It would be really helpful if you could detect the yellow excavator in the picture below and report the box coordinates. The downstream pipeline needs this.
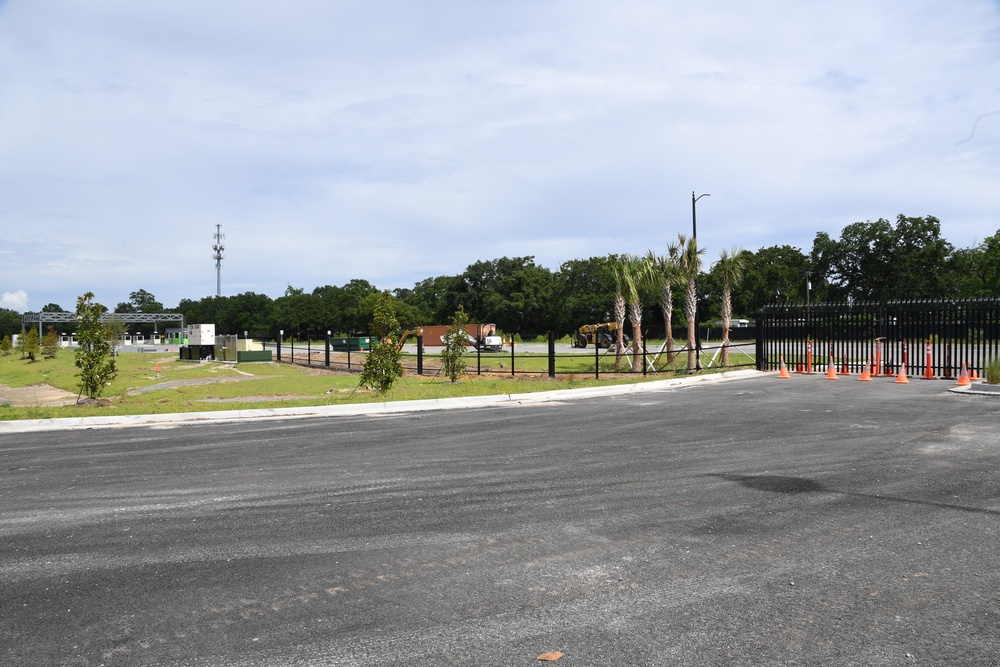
[572,322,629,349]
[395,328,421,351]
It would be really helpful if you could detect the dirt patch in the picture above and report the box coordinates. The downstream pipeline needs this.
[0,383,79,408]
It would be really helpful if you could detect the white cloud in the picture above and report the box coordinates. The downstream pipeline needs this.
[1,290,30,311]
[0,0,998,310]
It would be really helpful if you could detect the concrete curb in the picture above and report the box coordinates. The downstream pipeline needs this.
[948,382,1000,396]
[0,369,763,433]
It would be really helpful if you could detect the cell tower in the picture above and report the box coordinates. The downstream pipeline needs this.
[212,224,225,297]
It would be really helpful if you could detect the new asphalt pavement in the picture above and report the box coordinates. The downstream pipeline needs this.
[2,371,998,666]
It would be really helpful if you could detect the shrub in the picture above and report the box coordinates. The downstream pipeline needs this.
[986,358,1000,385]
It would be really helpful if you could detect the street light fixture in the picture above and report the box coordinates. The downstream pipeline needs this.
[692,191,710,241]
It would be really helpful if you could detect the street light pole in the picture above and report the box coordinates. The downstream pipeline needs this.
[692,191,710,242]
[691,191,710,372]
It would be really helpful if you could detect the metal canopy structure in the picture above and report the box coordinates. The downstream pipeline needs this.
[21,312,185,336]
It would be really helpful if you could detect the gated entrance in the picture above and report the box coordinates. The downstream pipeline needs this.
[757,298,1000,378]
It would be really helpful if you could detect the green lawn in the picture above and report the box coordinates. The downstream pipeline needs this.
[0,347,695,421]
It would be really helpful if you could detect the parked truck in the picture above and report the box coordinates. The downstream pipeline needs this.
[572,321,629,349]
[396,323,504,352]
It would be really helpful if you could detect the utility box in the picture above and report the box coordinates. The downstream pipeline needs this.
[331,336,371,351]
[185,324,216,346]
[236,338,264,352]
[237,350,272,362]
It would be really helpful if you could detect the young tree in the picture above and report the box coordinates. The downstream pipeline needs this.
[617,254,646,372]
[714,247,747,367]
[610,257,628,370]
[0,335,11,356]
[75,292,118,400]
[19,328,40,361]
[104,317,127,357]
[359,291,403,394]
[645,242,681,363]
[440,305,469,383]
[678,234,706,371]
[42,325,60,359]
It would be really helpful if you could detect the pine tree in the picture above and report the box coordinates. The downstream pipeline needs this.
[19,329,40,361]
[42,325,59,359]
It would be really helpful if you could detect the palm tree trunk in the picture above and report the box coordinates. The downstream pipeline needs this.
[721,286,732,366]
[661,282,675,363]
[613,292,625,370]
[685,277,697,371]
[629,301,642,372]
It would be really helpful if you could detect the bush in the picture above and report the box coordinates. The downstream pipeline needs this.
[986,358,1000,385]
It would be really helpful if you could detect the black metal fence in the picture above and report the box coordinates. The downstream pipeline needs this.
[757,298,1000,378]
[265,330,757,379]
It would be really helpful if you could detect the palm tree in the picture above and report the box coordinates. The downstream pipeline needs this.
[645,241,681,364]
[610,256,628,370]
[618,254,646,372]
[677,234,706,371]
[714,247,747,367]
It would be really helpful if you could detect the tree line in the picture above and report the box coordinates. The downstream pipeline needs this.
[3,215,998,343]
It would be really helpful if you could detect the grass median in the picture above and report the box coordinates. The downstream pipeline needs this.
[0,348,681,421]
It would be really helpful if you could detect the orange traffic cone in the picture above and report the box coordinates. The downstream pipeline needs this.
[778,357,791,379]
[957,362,971,387]
[841,354,851,375]
[155,363,161,378]
[894,360,909,384]
[858,357,872,381]
[825,355,839,380]
[970,365,980,381]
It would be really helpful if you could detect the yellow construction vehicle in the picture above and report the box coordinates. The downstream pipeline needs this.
[572,322,629,349]
[395,328,421,351]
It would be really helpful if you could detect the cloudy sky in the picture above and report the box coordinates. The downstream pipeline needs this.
[2,1,998,313]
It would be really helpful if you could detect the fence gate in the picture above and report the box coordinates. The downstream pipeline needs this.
[757,298,1000,378]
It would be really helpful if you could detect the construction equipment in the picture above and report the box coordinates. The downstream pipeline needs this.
[572,322,629,349]
[396,323,504,352]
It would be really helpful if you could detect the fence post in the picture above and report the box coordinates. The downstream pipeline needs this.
[548,331,556,379]
[416,335,423,376]
[642,331,647,377]
[695,331,702,372]
[510,336,515,377]
[756,321,765,371]
[325,331,330,367]
[277,330,282,363]
[595,338,600,380]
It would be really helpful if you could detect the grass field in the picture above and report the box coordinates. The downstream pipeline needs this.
[0,346,692,421]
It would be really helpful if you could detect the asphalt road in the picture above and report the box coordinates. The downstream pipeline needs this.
[2,375,999,666]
